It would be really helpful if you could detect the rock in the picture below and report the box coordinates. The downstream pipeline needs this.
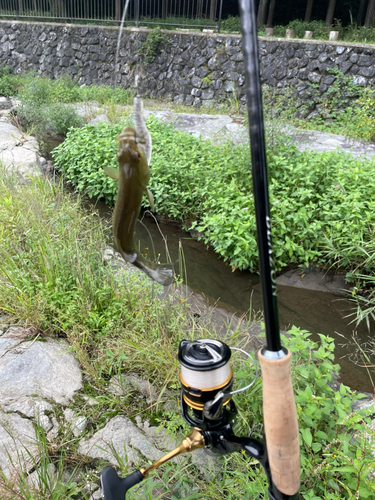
[88,114,110,125]
[190,448,220,480]
[0,121,41,181]
[64,408,88,437]
[3,325,35,340]
[108,373,159,404]
[72,101,103,119]
[82,395,100,406]
[0,96,12,110]
[46,416,60,442]
[72,416,88,437]
[144,426,177,452]
[3,397,54,432]
[276,267,348,295]
[0,411,38,478]
[0,314,11,335]
[0,338,82,406]
[78,415,164,467]
[89,489,103,500]
[103,245,146,282]
[352,394,375,414]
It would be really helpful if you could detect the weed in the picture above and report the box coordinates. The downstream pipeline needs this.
[139,28,171,64]
[0,424,86,499]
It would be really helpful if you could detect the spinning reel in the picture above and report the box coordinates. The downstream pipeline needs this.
[100,339,297,500]
[179,338,253,432]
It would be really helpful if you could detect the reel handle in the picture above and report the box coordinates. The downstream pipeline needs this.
[258,349,300,496]
[100,467,144,500]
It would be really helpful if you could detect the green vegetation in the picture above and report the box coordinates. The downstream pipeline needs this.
[0,69,132,139]
[220,17,375,44]
[139,27,171,63]
[52,113,375,329]
[4,71,373,328]
[263,69,375,143]
[52,117,375,275]
[284,19,375,44]
[0,168,373,498]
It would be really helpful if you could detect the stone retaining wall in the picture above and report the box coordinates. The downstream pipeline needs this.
[1,20,375,109]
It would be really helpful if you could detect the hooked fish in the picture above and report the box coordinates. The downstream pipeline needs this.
[104,96,174,286]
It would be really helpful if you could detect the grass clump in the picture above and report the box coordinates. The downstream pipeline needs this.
[0,166,188,383]
[0,70,133,139]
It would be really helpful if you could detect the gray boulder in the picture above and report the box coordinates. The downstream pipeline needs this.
[78,415,164,467]
[0,337,82,406]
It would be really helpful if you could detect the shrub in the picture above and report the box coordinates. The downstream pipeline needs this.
[221,15,241,32]
[139,27,171,63]
[0,65,20,96]
[6,72,132,139]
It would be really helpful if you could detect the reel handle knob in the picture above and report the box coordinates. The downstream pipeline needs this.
[100,467,144,500]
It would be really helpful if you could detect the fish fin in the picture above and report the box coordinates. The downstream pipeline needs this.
[103,166,120,181]
[123,251,137,264]
[133,96,152,166]
[146,188,155,211]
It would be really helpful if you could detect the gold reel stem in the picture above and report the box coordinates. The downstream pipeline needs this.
[140,428,205,478]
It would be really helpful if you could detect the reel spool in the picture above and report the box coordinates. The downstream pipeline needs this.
[179,339,257,431]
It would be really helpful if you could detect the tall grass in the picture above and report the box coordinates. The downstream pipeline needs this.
[0,166,214,385]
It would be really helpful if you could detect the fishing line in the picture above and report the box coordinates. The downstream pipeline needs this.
[137,216,157,262]
[228,347,258,395]
[114,0,132,92]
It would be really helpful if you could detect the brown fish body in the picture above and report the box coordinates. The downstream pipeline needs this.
[113,127,149,261]
[105,123,174,286]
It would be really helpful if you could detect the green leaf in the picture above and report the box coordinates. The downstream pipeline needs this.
[300,428,313,448]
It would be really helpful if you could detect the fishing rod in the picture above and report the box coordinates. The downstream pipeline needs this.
[100,0,300,498]
[238,0,300,497]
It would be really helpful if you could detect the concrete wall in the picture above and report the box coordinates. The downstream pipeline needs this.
[1,20,374,111]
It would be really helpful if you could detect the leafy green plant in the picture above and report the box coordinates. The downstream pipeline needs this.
[286,19,330,39]
[226,328,375,499]
[0,65,21,96]
[2,71,132,139]
[139,28,171,63]
[52,116,375,276]
[221,15,241,32]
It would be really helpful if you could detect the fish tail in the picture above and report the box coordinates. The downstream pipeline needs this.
[134,256,174,286]
[133,96,152,166]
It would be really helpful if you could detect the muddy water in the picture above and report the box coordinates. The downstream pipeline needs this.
[117,213,373,394]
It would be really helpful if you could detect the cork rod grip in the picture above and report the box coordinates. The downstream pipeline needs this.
[258,349,300,496]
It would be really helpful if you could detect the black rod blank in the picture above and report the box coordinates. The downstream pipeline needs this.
[238,0,281,353]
